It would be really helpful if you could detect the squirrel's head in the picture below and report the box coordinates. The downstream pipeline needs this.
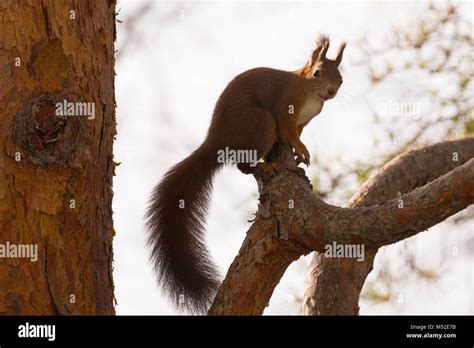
[299,35,346,101]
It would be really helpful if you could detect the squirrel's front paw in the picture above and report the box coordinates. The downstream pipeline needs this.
[295,147,310,167]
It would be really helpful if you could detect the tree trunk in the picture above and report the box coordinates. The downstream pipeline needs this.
[0,0,116,314]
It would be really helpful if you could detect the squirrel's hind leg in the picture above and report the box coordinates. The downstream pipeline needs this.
[235,108,277,174]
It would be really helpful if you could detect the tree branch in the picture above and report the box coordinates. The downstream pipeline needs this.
[209,138,474,315]
[301,137,474,314]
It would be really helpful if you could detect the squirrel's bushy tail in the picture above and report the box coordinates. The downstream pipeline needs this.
[146,141,221,314]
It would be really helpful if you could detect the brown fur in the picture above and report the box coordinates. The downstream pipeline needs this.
[146,35,346,313]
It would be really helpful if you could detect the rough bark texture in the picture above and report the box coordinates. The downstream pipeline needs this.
[0,0,116,314]
[209,139,474,315]
[302,137,474,315]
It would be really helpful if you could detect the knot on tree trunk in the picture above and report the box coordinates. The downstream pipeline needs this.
[12,93,84,166]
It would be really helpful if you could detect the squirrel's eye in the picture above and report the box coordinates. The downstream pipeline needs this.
[314,69,321,77]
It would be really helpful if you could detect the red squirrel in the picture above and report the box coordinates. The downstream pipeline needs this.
[146,36,345,313]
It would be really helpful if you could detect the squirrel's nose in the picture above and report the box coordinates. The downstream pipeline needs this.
[327,87,336,96]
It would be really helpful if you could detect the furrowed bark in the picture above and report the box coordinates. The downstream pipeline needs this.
[0,0,116,314]
[209,139,474,315]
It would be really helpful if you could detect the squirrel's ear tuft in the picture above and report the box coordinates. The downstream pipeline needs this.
[335,42,346,66]
[310,35,330,65]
